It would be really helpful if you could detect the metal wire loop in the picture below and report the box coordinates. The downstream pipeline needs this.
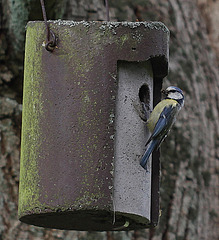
[40,0,56,52]
[45,30,57,52]
[40,0,109,52]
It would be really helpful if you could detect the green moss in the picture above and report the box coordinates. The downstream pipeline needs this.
[18,24,45,216]
[75,88,108,206]
[19,20,168,217]
[57,25,96,79]
[120,34,129,46]
[55,25,113,207]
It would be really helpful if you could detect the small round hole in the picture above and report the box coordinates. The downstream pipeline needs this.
[139,84,150,105]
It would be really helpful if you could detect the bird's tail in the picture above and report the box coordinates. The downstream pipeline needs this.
[140,140,158,170]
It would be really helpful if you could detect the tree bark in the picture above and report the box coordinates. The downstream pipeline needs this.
[0,0,218,239]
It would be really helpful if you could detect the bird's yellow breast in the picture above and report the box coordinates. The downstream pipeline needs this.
[147,99,178,132]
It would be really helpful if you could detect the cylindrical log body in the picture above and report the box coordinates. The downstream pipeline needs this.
[19,21,169,230]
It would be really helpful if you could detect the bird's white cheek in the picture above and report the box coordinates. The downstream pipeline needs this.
[168,92,183,100]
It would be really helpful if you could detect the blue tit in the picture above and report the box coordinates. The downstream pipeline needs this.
[140,86,184,170]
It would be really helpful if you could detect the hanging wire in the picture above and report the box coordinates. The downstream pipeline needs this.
[40,0,108,51]
[105,0,110,21]
[40,0,57,52]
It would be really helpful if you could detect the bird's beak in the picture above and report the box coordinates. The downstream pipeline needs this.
[161,89,168,96]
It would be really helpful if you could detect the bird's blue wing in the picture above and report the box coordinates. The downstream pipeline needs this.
[146,105,177,146]
[140,139,159,170]
[152,106,175,137]
[141,105,177,170]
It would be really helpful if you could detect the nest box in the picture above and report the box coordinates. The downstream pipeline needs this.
[19,21,169,231]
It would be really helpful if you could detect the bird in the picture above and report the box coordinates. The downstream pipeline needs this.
[140,86,184,170]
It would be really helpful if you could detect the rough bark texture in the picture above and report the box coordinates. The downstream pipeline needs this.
[0,0,218,239]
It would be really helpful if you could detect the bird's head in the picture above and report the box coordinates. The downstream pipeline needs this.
[162,86,184,105]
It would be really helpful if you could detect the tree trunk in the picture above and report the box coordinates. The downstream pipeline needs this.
[0,0,218,239]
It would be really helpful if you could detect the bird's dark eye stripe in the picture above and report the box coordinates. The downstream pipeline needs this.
[168,90,176,93]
